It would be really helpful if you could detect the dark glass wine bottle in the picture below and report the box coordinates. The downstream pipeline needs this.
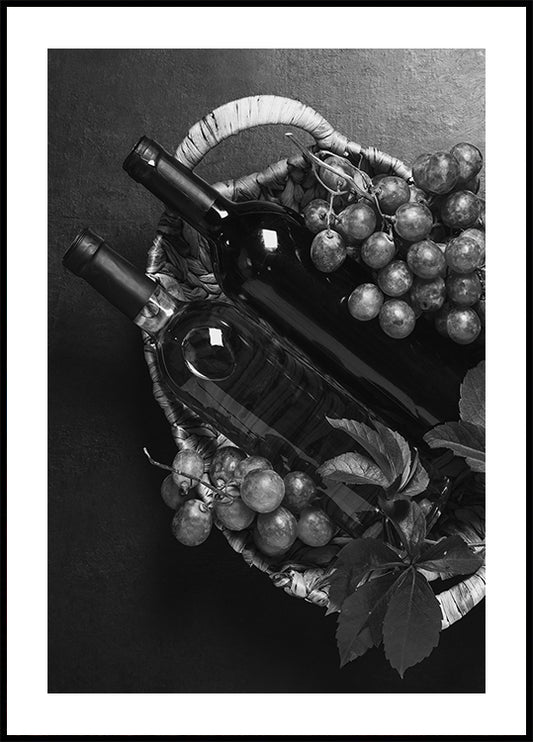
[63,228,397,536]
[123,137,483,445]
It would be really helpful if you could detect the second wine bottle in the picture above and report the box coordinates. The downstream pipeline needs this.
[123,136,483,444]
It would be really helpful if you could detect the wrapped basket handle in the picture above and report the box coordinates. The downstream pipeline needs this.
[174,95,411,200]
[175,95,350,169]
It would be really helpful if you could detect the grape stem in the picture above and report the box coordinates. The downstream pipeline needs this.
[142,447,234,502]
[285,132,374,202]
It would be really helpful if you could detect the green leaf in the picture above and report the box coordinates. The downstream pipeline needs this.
[317,452,389,486]
[382,568,442,678]
[424,421,485,473]
[372,419,412,482]
[416,536,484,576]
[336,572,401,666]
[326,417,394,481]
[326,538,404,614]
[459,361,485,429]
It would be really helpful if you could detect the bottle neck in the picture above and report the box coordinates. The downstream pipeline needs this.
[63,228,184,335]
[123,137,233,237]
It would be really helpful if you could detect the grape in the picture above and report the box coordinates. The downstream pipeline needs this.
[406,240,446,279]
[282,471,317,514]
[257,506,298,551]
[319,155,356,192]
[347,283,384,321]
[446,272,482,306]
[337,202,377,242]
[394,203,433,242]
[461,228,485,264]
[161,474,189,510]
[477,199,486,229]
[461,175,481,194]
[441,190,480,229]
[412,152,460,194]
[296,507,335,547]
[172,449,205,492]
[302,199,332,234]
[209,446,246,487]
[429,223,449,244]
[233,455,273,485]
[450,142,483,183]
[379,299,416,339]
[360,231,396,269]
[377,260,413,297]
[241,469,285,513]
[252,527,290,558]
[373,175,410,215]
[446,307,482,345]
[409,185,429,205]
[171,499,212,546]
[310,229,347,273]
[445,234,483,273]
[475,298,486,326]
[214,489,256,531]
[410,276,446,313]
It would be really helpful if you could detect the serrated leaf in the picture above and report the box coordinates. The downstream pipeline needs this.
[459,361,485,429]
[317,452,389,486]
[424,421,485,473]
[336,572,401,665]
[383,499,427,559]
[401,460,430,497]
[382,568,442,678]
[416,535,484,576]
[326,564,355,615]
[372,419,411,481]
[326,417,394,481]
[337,537,405,569]
[327,539,405,614]
[466,456,486,473]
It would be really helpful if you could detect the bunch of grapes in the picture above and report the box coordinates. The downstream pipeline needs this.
[151,446,336,556]
[300,142,485,345]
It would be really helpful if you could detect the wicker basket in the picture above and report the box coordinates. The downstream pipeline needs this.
[143,95,485,631]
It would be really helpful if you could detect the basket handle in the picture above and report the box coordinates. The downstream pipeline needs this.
[175,95,349,168]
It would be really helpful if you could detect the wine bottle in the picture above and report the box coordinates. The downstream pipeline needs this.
[123,137,483,445]
[63,228,396,536]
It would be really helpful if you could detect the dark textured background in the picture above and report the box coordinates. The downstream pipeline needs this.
[49,49,485,693]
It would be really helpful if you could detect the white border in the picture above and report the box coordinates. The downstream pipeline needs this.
[6,4,528,737]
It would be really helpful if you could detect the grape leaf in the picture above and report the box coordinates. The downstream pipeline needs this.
[382,568,442,678]
[401,460,430,498]
[416,535,484,576]
[326,417,394,481]
[466,456,486,473]
[336,572,401,665]
[424,421,485,473]
[326,539,404,614]
[459,361,485,429]
[317,452,389,486]
[372,419,411,482]
[337,537,404,569]
[382,499,427,559]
